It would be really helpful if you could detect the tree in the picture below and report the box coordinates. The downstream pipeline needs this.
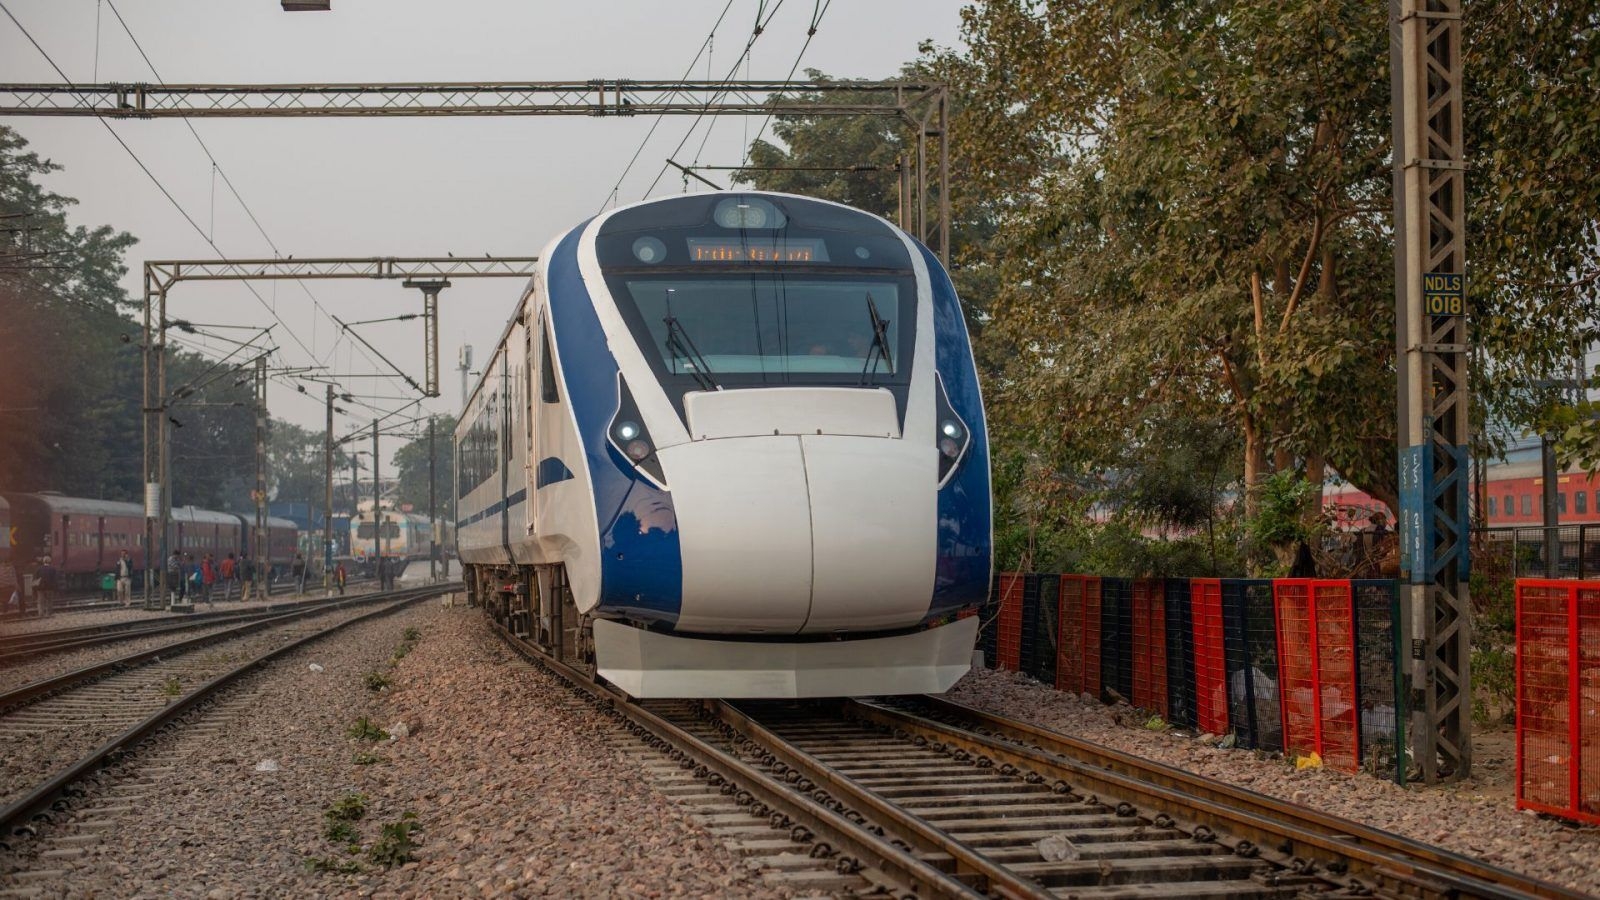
[393,415,456,526]
[0,125,263,508]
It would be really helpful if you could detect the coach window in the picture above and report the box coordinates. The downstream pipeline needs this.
[1559,493,1568,515]
[1487,496,1497,517]
[1522,494,1533,516]
[1577,491,1588,515]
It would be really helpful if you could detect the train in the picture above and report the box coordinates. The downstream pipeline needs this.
[456,191,992,699]
[347,507,448,568]
[0,491,298,590]
[1325,459,1600,529]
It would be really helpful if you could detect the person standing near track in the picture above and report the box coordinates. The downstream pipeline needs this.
[239,553,254,603]
[201,554,217,606]
[291,553,306,594]
[115,550,133,607]
[219,553,236,601]
[33,556,57,617]
[165,551,183,606]
[335,559,347,596]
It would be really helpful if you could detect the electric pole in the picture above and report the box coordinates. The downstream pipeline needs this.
[372,420,382,566]
[459,345,473,411]
[428,415,438,581]
[324,384,334,596]
[253,354,268,606]
[1391,0,1470,782]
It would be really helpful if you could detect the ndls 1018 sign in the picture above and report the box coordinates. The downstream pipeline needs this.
[1423,272,1465,316]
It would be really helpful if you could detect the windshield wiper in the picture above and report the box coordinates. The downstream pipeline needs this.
[663,315,719,391]
[860,293,894,385]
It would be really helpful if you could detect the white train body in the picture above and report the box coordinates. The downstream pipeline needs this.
[456,193,991,698]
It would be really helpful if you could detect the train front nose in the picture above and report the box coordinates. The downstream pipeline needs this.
[653,389,937,635]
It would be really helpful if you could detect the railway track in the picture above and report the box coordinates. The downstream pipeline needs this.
[0,587,403,665]
[0,583,458,842]
[494,622,1583,900]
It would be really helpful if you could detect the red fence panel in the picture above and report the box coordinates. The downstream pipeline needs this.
[996,573,1024,672]
[1274,579,1318,761]
[1271,579,1360,772]
[1191,578,1228,735]
[1311,581,1360,772]
[1517,579,1600,825]
[1131,579,1168,717]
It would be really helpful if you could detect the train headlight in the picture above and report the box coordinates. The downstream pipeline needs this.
[608,376,667,486]
[934,375,971,487]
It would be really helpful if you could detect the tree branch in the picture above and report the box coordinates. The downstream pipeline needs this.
[1279,215,1324,334]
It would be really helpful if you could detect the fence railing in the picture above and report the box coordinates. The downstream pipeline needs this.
[980,574,1406,783]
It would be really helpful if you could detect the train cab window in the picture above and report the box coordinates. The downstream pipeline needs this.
[1577,491,1588,515]
[1487,496,1497,517]
[1522,495,1533,516]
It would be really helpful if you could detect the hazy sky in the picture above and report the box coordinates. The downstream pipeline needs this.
[1,0,968,463]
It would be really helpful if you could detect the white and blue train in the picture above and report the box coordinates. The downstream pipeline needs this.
[455,192,990,698]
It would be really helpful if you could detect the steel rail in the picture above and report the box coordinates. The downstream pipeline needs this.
[0,590,387,663]
[0,585,448,714]
[708,700,1053,899]
[489,622,981,900]
[863,697,1581,900]
[0,583,454,841]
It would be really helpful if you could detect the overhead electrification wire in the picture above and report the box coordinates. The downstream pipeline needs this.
[741,0,831,170]
[641,0,791,200]
[0,1,328,370]
[597,0,738,212]
[102,0,393,385]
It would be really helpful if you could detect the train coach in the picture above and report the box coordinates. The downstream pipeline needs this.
[1,492,299,588]
[456,191,991,698]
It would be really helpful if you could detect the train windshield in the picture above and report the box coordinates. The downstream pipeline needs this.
[616,274,910,382]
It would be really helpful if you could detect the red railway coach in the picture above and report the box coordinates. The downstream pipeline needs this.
[1326,460,1600,529]
[2,493,150,589]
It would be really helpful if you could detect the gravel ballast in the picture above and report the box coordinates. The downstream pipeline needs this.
[0,601,785,898]
[947,667,1600,895]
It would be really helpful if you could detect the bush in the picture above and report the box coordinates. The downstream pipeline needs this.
[367,813,421,868]
[346,717,388,742]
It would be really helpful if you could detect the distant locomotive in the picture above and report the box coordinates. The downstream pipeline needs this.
[1,492,298,589]
[456,192,992,698]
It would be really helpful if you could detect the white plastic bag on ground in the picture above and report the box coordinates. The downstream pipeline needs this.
[308,663,324,673]
[254,759,279,772]
[1036,834,1080,862]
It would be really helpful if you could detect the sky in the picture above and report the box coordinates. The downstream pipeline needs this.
[0,0,969,465]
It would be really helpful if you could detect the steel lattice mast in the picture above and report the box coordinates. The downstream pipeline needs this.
[1391,0,1471,783]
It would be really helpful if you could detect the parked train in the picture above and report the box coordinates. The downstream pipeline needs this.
[1,492,298,590]
[1325,459,1600,528]
[456,192,992,698]
[348,508,448,565]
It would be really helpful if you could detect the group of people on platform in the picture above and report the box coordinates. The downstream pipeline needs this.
[0,545,432,618]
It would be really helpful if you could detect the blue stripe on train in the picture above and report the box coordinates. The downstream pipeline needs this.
[456,488,527,530]
[919,242,993,622]
[545,226,683,626]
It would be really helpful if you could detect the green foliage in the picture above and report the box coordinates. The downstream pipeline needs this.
[304,855,364,875]
[323,819,359,845]
[364,671,392,691]
[393,415,455,525]
[367,813,421,868]
[159,675,182,697]
[1247,471,1320,549]
[352,750,384,766]
[1469,572,1516,725]
[401,627,421,642]
[345,717,388,742]
[325,792,367,822]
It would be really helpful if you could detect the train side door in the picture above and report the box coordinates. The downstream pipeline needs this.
[56,514,67,567]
